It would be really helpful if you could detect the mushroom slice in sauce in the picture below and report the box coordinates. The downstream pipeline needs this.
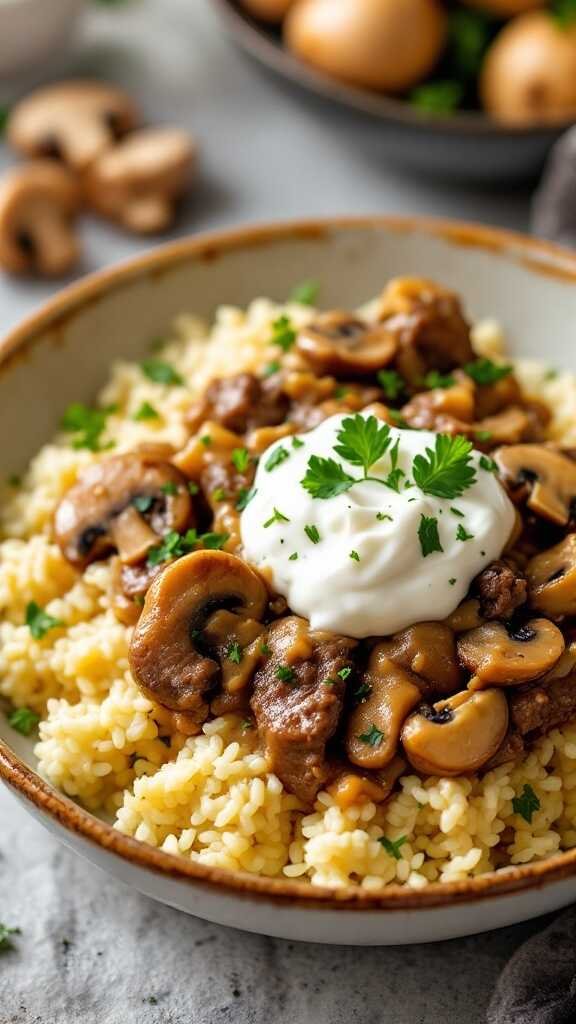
[527,534,576,619]
[458,619,565,687]
[54,452,192,567]
[129,550,268,726]
[401,689,509,776]
[345,653,421,771]
[296,311,397,376]
[374,622,461,696]
[494,444,576,526]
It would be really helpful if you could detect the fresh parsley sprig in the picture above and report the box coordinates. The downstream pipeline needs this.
[412,434,476,500]
[333,415,392,476]
[512,784,540,824]
[464,358,512,386]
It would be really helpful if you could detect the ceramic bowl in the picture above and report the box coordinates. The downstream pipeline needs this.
[1,217,576,945]
[0,0,86,79]
[213,0,564,184]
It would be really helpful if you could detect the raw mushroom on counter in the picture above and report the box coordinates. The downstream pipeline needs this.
[0,161,81,276]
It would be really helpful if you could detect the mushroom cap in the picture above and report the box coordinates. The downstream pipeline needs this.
[240,0,296,21]
[458,618,565,686]
[494,443,576,525]
[0,160,81,276]
[284,0,447,94]
[129,550,268,718]
[84,127,196,234]
[296,311,397,376]
[527,534,576,619]
[481,13,576,126]
[345,653,422,770]
[401,689,509,776]
[8,80,139,169]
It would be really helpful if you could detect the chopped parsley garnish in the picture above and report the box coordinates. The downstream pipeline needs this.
[260,642,271,656]
[376,512,393,522]
[7,474,21,488]
[349,550,360,562]
[7,706,40,736]
[292,436,304,449]
[265,446,290,472]
[187,481,199,495]
[212,487,227,503]
[140,359,183,386]
[382,437,404,493]
[334,386,349,400]
[338,667,352,680]
[60,402,115,452]
[323,678,336,687]
[227,642,243,664]
[0,923,21,953]
[418,515,443,558]
[377,369,405,400]
[423,370,455,390]
[263,360,281,377]
[201,531,230,549]
[263,507,290,528]
[412,434,476,499]
[288,552,298,561]
[456,523,474,542]
[464,358,512,386]
[448,7,491,79]
[544,367,558,381]
[290,280,319,305]
[449,577,457,586]
[271,315,297,353]
[334,414,391,476]
[304,524,321,544]
[475,430,492,443]
[240,718,253,732]
[25,602,62,640]
[276,665,295,684]
[200,434,212,446]
[133,400,160,421]
[147,528,229,565]
[133,494,154,512]
[479,455,498,473]
[236,486,257,511]
[301,455,356,499]
[450,506,464,518]
[378,835,408,861]
[232,447,250,472]
[354,682,372,703]
[512,784,540,824]
[161,481,178,496]
[358,723,384,747]
[551,0,576,29]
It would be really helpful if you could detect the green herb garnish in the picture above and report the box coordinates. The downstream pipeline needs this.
[227,642,243,664]
[236,487,257,511]
[201,532,230,550]
[0,923,20,953]
[448,8,492,79]
[512,784,540,824]
[382,437,405,493]
[475,430,493,443]
[7,706,40,736]
[479,455,498,473]
[133,401,160,421]
[450,506,464,518]
[133,495,154,512]
[358,724,384,747]
[25,602,62,640]
[464,358,512,386]
[188,481,199,495]
[551,0,576,29]
[354,682,372,703]
[449,577,457,586]
[418,515,443,558]
[263,507,290,528]
[60,402,115,452]
[292,436,304,449]
[377,369,405,401]
[413,434,476,499]
[232,447,250,473]
[290,280,319,305]
[276,665,295,684]
[140,359,183,386]
[265,446,289,472]
[288,552,298,561]
[161,481,178,496]
[262,360,281,377]
[301,455,356,500]
[304,524,321,544]
[271,315,297,353]
[260,642,271,656]
[378,835,408,861]
[338,667,352,680]
[349,550,360,562]
[423,370,455,390]
[333,414,391,477]
[456,523,474,542]
[147,528,229,565]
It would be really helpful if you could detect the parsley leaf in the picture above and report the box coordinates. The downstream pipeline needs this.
[0,923,21,953]
[418,515,443,558]
[188,481,199,495]
[358,723,384,747]
[412,434,476,499]
[290,280,319,305]
[263,507,290,528]
[354,681,372,703]
[423,370,455,390]
[512,784,540,824]
[456,523,474,542]
[232,447,250,473]
[25,602,62,640]
[304,524,321,544]
[292,436,304,449]
[161,481,178,496]
[464,358,512,386]
[271,315,296,353]
[333,415,391,476]
[265,446,289,472]
[377,369,405,400]
[227,642,243,664]
[276,665,295,684]
[551,0,576,29]
[382,437,405,493]
[140,359,183,386]
[262,360,281,377]
[288,552,298,561]
[147,528,229,566]
[7,706,40,736]
[301,455,355,500]
[200,532,229,550]
[60,402,115,452]
[133,401,160,421]
[349,550,360,562]
[338,667,352,680]
[479,455,498,473]
[378,835,408,861]
[236,486,257,511]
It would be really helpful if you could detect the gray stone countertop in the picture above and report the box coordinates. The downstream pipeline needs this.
[0,2,561,1021]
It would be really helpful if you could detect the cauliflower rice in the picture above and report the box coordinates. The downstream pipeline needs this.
[1,298,576,890]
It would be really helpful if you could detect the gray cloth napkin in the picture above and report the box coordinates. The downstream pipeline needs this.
[487,908,576,1024]
[532,126,576,248]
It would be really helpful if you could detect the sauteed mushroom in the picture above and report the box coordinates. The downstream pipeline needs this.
[296,311,397,376]
[527,534,576,619]
[494,444,576,525]
[401,689,509,776]
[375,622,461,695]
[458,619,564,686]
[54,452,192,567]
[0,162,81,276]
[8,80,138,169]
[130,550,268,724]
[345,653,421,770]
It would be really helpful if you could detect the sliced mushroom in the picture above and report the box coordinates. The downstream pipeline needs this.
[527,534,576,619]
[445,598,485,633]
[54,452,192,567]
[0,162,80,276]
[203,608,264,698]
[129,550,268,723]
[377,277,474,386]
[401,373,475,433]
[345,653,421,770]
[8,80,138,169]
[401,689,509,776]
[84,127,196,234]
[494,444,576,525]
[327,754,406,809]
[458,619,565,687]
[375,622,461,695]
[296,311,397,376]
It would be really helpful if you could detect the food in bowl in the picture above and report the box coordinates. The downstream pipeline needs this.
[1,275,576,891]
[238,0,576,123]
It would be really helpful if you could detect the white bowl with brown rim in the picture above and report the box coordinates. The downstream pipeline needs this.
[1,216,576,945]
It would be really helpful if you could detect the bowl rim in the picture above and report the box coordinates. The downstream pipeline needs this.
[214,0,569,139]
[2,213,576,911]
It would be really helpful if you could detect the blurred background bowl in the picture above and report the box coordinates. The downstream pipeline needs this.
[214,0,569,184]
[0,0,86,80]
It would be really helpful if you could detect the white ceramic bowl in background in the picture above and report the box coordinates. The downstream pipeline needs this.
[1,217,576,944]
[0,0,86,79]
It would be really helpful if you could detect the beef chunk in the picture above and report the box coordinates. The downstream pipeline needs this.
[186,372,289,435]
[510,673,576,736]
[485,730,525,770]
[472,560,527,620]
[250,616,356,804]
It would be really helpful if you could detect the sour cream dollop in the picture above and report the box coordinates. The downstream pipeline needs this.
[241,414,516,639]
